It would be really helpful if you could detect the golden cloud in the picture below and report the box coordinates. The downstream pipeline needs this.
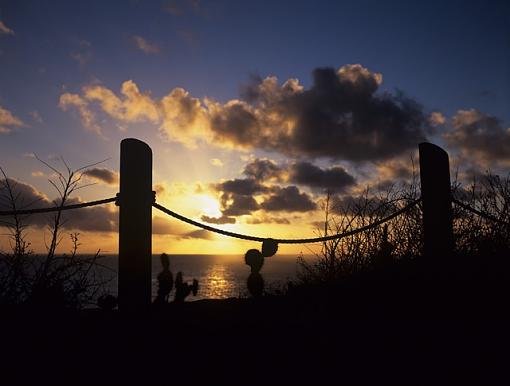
[58,93,101,135]
[59,64,429,162]
[0,20,14,35]
[0,105,24,133]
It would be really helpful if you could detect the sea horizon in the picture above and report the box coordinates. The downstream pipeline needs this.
[60,253,317,302]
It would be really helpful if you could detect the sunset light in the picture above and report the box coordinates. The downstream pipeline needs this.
[1,2,508,382]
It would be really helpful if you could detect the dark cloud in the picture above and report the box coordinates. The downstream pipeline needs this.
[201,215,236,225]
[60,197,117,232]
[215,178,266,196]
[443,109,510,163]
[209,64,429,161]
[0,178,49,228]
[260,186,316,212]
[209,177,263,218]
[242,158,283,181]
[180,229,213,240]
[0,178,117,232]
[289,161,355,193]
[83,167,119,185]
[211,159,354,217]
[221,194,259,216]
[209,101,260,148]
[246,215,290,225]
[242,157,356,193]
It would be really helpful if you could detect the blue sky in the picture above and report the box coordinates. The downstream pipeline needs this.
[0,0,509,253]
[2,0,508,115]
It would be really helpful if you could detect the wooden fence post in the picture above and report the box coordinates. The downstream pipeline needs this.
[118,138,153,311]
[419,142,454,259]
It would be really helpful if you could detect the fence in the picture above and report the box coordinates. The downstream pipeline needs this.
[1,139,507,311]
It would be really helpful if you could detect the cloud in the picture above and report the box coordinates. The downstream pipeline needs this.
[0,178,117,232]
[242,158,283,181]
[208,179,262,217]
[370,156,417,191]
[0,105,24,133]
[209,158,355,218]
[60,81,209,144]
[443,109,510,164]
[180,229,213,240]
[132,35,161,55]
[246,215,290,225]
[58,93,102,135]
[0,21,14,35]
[60,64,429,159]
[208,64,428,161]
[84,80,160,123]
[201,215,236,224]
[0,178,49,220]
[221,194,259,216]
[159,87,209,146]
[83,167,119,185]
[260,186,316,212]
[429,112,446,127]
[242,158,356,192]
[288,161,355,193]
[60,197,117,232]
[215,178,267,196]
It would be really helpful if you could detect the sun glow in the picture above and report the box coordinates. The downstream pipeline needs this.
[196,195,222,218]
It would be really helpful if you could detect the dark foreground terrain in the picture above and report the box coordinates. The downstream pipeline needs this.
[2,255,509,385]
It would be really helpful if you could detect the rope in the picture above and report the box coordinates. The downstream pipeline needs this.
[0,197,117,216]
[452,198,510,227]
[153,199,421,244]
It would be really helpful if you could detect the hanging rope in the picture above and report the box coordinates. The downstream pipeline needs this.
[152,198,421,244]
[0,197,117,216]
[452,198,510,227]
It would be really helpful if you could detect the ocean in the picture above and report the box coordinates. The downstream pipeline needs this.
[97,254,305,301]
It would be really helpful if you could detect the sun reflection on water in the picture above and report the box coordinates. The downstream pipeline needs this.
[202,264,239,299]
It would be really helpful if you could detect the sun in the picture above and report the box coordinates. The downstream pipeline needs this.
[197,195,222,218]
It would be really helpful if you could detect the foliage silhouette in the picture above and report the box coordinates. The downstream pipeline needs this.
[0,160,114,309]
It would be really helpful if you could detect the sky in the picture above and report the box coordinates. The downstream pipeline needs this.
[0,0,509,255]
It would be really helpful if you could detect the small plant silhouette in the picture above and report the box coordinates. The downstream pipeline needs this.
[244,239,278,298]
[154,253,174,305]
[174,272,198,303]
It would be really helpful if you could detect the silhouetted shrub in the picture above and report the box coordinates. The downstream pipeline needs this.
[0,162,114,309]
[174,272,199,302]
[296,170,510,286]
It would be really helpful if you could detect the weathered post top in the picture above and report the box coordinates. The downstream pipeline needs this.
[118,138,153,312]
[419,142,454,259]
